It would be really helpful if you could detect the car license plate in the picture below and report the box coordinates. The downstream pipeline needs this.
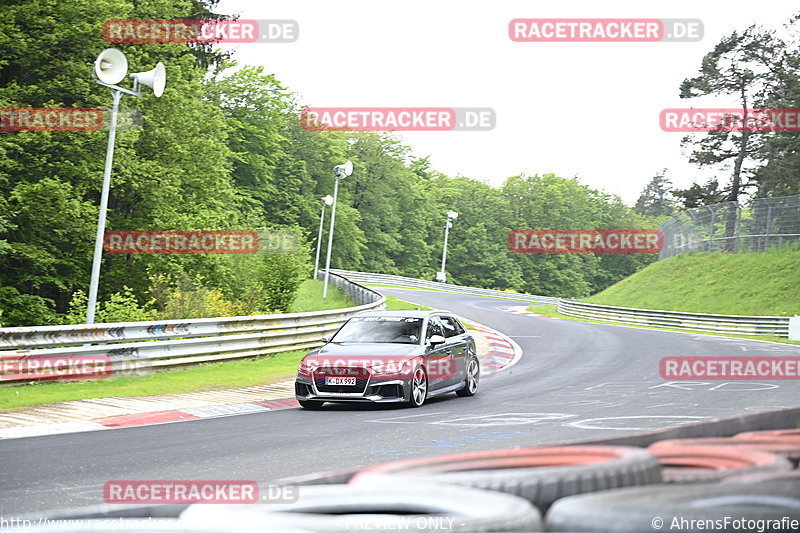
[325,377,356,386]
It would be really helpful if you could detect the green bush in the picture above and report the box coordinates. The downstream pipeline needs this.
[259,228,312,312]
[0,287,58,327]
[65,286,157,324]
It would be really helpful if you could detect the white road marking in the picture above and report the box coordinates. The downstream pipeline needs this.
[568,415,708,431]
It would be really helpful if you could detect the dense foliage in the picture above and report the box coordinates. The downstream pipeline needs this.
[9,2,796,326]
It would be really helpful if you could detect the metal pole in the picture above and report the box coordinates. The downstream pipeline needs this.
[322,177,340,299]
[765,205,773,251]
[86,89,122,324]
[313,203,326,279]
[707,205,715,252]
[440,218,451,282]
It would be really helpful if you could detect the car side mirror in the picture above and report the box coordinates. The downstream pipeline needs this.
[427,335,446,346]
[321,336,331,343]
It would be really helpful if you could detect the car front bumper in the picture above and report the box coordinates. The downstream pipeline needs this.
[295,376,411,403]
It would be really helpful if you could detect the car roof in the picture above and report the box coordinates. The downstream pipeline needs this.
[353,310,453,319]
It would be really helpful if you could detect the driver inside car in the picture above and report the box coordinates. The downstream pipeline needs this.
[391,321,419,343]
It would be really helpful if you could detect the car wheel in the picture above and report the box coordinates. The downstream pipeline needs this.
[298,400,324,410]
[407,366,427,407]
[456,357,480,397]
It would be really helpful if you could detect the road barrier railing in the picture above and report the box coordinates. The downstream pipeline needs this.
[333,270,796,338]
[0,272,385,384]
[330,269,558,305]
[557,299,794,338]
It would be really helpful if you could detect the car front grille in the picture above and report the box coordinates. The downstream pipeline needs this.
[313,367,369,394]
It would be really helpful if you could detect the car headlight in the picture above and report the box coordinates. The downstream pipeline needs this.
[297,360,315,378]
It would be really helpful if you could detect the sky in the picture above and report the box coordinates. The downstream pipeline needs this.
[214,0,798,205]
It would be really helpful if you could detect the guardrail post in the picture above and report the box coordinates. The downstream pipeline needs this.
[790,316,800,341]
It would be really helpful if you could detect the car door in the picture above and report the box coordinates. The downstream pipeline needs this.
[439,314,468,387]
[424,316,451,391]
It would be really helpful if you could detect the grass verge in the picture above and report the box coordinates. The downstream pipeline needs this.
[384,295,432,311]
[289,279,354,312]
[0,350,306,411]
[587,247,800,316]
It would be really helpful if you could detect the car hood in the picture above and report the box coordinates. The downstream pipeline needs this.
[305,343,423,364]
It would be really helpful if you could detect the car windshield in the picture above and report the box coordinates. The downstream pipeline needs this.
[331,317,423,344]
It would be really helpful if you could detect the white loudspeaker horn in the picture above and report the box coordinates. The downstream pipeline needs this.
[94,48,128,85]
[130,62,166,97]
[334,160,353,177]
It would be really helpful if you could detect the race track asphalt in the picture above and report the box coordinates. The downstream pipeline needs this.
[2,288,799,515]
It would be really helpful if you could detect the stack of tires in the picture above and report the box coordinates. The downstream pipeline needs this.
[178,429,800,532]
[27,430,800,532]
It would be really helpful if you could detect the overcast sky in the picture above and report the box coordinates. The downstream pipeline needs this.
[215,0,798,205]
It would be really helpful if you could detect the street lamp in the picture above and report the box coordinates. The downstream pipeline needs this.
[322,160,353,298]
[313,195,334,279]
[86,49,166,324]
[437,211,458,283]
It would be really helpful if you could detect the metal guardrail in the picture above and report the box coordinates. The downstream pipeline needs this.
[557,299,794,338]
[330,269,559,305]
[0,272,385,384]
[336,269,795,338]
[2,267,795,386]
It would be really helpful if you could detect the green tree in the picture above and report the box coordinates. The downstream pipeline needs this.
[635,170,678,217]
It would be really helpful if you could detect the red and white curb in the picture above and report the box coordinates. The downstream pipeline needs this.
[460,319,522,375]
[0,398,301,440]
[0,322,520,440]
[500,305,558,319]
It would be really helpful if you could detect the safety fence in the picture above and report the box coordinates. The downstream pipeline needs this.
[658,195,800,259]
[558,299,796,338]
[0,272,385,384]
[329,269,558,305]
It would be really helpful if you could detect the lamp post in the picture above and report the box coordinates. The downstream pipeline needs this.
[437,211,458,283]
[313,195,334,279]
[322,160,353,298]
[86,49,166,324]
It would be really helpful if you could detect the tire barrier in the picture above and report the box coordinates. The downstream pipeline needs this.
[649,437,800,467]
[646,444,793,483]
[546,477,800,532]
[179,483,543,532]
[735,429,800,439]
[275,466,361,486]
[350,445,662,511]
